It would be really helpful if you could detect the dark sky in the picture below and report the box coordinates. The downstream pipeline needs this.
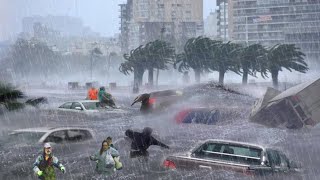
[0,0,216,41]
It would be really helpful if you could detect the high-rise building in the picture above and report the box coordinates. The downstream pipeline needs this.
[216,0,234,41]
[232,0,320,64]
[204,11,218,39]
[22,15,99,37]
[119,0,133,53]
[119,0,204,53]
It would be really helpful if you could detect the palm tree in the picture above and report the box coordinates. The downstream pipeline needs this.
[119,46,146,86]
[175,37,213,83]
[263,44,308,88]
[144,40,175,86]
[238,44,267,85]
[0,83,25,111]
[209,41,241,85]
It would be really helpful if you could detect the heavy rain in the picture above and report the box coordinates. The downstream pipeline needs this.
[0,0,320,180]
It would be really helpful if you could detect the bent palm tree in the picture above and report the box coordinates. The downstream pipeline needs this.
[0,83,25,111]
[238,44,267,85]
[263,44,308,88]
[144,40,175,86]
[175,37,213,83]
[120,46,146,86]
[209,41,241,85]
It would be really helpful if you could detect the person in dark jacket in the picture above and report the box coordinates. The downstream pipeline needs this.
[125,127,169,158]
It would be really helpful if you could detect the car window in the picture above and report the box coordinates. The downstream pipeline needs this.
[82,102,99,110]
[66,129,92,142]
[44,130,67,143]
[59,102,72,109]
[71,102,83,110]
[194,142,262,165]
[267,149,281,166]
[267,149,289,168]
[8,132,46,144]
[194,143,223,157]
[184,110,219,124]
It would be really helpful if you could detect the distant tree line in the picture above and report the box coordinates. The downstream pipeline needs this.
[120,36,308,88]
[5,38,122,82]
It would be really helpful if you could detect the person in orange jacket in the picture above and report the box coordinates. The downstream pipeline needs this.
[88,87,98,100]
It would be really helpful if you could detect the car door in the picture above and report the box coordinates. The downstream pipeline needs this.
[64,129,93,152]
[186,143,228,171]
[193,143,260,173]
[267,149,290,173]
[43,130,68,153]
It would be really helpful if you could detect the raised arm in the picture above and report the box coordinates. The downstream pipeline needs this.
[89,152,99,161]
[150,136,169,149]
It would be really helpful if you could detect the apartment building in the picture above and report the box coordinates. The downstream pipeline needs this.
[232,0,320,63]
[119,0,204,52]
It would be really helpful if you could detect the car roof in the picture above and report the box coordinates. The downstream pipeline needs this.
[63,100,99,103]
[12,127,92,133]
[203,139,265,150]
[150,89,182,97]
[78,100,100,103]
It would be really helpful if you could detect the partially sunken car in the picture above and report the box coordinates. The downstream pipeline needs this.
[9,127,94,144]
[58,100,121,113]
[174,108,220,124]
[163,139,300,176]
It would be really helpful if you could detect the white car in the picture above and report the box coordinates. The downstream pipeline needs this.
[9,127,94,144]
[58,100,105,113]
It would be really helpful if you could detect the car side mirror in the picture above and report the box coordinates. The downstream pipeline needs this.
[75,107,82,110]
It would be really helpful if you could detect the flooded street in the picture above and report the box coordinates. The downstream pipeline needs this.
[0,84,318,180]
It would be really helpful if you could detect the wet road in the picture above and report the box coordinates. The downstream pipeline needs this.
[0,84,319,180]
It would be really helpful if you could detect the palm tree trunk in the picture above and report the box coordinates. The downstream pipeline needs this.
[156,68,159,86]
[219,70,225,85]
[271,70,279,89]
[138,70,144,86]
[148,68,153,87]
[242,69,248,85]
[194,69,201,83]
[134,70,139,87]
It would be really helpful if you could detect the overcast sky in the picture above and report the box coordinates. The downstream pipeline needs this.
[0,0,216,41]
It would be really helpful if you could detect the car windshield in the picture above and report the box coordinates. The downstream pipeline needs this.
[82,102,99,110]
[8,132,46,144]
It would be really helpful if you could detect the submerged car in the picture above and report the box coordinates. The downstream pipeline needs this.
[131,89,184,113]
[174,108,220,124]
[163,139,300,176]
[8,127,94,144]
[58,100,119,113]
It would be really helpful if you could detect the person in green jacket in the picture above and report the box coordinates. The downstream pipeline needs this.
[90,140,120,175]
[98,87,116,108]
[33,143,65,180]
[106,136,123,170]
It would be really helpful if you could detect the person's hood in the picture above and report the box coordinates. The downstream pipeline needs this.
[142,127,153,136]
[125,129,134,138]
